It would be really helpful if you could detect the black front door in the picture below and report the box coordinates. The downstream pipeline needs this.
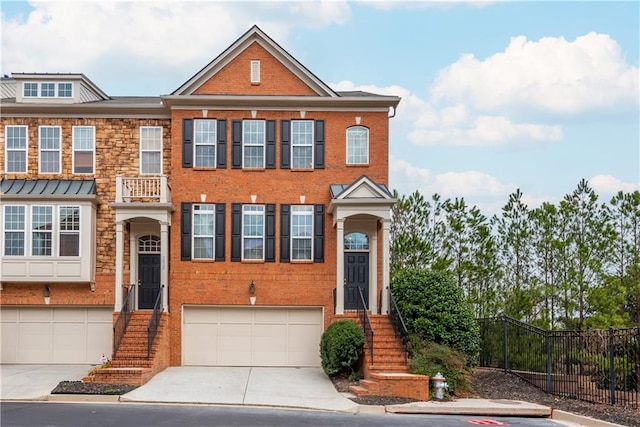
[138,254,161,309]
[344,252,369,310]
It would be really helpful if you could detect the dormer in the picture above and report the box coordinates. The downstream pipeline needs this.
[6,73,110,104]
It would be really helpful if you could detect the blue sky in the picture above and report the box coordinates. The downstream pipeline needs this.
[1,1,638,214]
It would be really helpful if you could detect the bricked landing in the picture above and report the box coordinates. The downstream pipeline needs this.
[88,311,170,386]
[340,313,430,401]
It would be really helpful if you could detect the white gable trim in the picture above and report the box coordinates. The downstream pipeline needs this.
[335,176,393,200]
[173,26,337,97]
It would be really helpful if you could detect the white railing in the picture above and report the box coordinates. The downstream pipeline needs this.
[115,176,171,203]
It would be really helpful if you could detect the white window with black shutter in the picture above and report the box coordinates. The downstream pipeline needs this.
[231,120,276,169]
[280,204,324,263]
[183,118,227,169]
[181,202,225,261]
[281,120,324,169]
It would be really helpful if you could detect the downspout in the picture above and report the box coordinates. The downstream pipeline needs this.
[388,106,397,119]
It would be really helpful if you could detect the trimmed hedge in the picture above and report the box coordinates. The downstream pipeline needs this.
[320,319,364,376]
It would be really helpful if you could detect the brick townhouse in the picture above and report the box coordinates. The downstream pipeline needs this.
[0,26,419,394]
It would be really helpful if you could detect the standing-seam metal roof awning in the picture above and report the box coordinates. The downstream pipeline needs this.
[0,179,97,197]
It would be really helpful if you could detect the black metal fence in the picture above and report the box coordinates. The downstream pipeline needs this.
[478,315,639,408]
[356,286,374,363]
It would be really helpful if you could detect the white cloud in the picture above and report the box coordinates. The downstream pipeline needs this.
[589,174,640,195]
[362,0,494,10]
[390,156,516,199]
[0,1,350,90]
[430,32,640,115]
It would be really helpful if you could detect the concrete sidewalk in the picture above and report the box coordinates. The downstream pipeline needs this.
[1,364,91,401]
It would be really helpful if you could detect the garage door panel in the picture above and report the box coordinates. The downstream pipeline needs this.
[183,307,322,367]
[0,307,112,364]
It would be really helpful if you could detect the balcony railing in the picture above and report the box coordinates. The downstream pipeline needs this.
[115,176,171,203]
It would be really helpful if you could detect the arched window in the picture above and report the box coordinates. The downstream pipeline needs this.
[346,126,369,165]
[344,232,369,251]
[138,235,161,253]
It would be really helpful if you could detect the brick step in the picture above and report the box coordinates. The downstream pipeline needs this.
[348,385,370,396]
[367,364,410,373]
[110,360,154,368]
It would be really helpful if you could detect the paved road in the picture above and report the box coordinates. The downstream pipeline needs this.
[1,402,567,427]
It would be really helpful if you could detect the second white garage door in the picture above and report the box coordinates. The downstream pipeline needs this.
[183,306,323,367]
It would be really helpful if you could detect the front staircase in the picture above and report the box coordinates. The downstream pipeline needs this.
[342,313,430,401]
[87,311,170,386]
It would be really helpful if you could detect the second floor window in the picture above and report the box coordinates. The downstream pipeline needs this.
[243,120,265,168]
[73,126,95,174]
[291,121,313,169]
[242,205,264,260]
[4,205,25,256]
[32,206,53,256]
[346,126,369,165]
[193,204,215,259]
[5,125,27,173]
[39,126,61,173]
[194,119,216,168]
[140,126,162,175]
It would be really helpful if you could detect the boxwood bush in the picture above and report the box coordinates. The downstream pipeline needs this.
[320,319,364,376]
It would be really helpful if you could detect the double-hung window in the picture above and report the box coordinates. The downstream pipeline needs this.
[242,205,264,260]
[39,126,61,173]
[193,204,215,259]
[243,120,265,168]
[140,126,162,174]
[194,119,216,168]
[31,206,53,256]
[5,125,28,173]
[72,126,95,174]
[291,121,313,169]
[346,126,369,165]
[291,206,313,260]
[4,206,26,256]
[59,206,80,256]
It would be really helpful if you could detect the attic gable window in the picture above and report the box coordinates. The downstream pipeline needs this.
[250,60,260,83]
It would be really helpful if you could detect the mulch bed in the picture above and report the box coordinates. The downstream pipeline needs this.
[51,381,137,395]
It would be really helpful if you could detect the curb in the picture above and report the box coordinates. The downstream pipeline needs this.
[552,410,628,427]
[47,394,121,403]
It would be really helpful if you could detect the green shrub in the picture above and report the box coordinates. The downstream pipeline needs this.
[320,319,364,376]
[391,269,480,362]
[407,335,472,396]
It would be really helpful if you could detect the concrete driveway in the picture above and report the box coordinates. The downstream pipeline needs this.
[1,364,91,400]
[121,367,359,412]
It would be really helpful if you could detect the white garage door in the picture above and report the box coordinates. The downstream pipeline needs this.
[183,306,323,367]
[0,307,112,364]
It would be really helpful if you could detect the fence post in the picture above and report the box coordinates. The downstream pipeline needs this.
[608,326,616,405]
[503,315,508,372]
[546,332,552,393]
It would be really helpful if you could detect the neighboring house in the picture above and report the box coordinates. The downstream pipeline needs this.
[0,26,401,376]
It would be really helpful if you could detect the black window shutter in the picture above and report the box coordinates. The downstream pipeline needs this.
[231,203,242,261]
[265,204,276,262]
[280,120,290,169]
[181,202,192,260]
[232,120,242,169]
[266,120,276,169]
[215,203,225,261]
[314,120,325,169]
[217,120,227,169]
[314,204,325,262]
[182,119,193,168]
[280,204,291,262]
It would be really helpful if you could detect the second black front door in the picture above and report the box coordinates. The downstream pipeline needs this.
[344,252,369,310]
[138,254,161,309]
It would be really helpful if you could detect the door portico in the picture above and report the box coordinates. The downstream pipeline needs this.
[329,176,395,315]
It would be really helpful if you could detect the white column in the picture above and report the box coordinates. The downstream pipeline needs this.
[381,219,391,315]
[335,219,345,315]
[160,221,169,312]
[370,227,378,315]
[114,220,124,311]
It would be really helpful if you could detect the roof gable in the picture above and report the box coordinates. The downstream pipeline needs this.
[331,175,393,200]
[173,25,337,97]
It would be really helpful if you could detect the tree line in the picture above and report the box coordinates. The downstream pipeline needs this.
[390,179,640,330]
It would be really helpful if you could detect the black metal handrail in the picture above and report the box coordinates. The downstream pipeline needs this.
[356,286,374,363]
[389,288,409,360]
[147,286,163,358]
[113,284,135,357]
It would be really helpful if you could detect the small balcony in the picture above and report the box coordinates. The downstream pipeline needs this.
[115,176,171,204]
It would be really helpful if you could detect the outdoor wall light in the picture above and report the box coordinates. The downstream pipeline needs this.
[248,280,256,294]
[44,285,51,305]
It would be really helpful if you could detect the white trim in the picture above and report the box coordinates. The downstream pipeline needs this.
[139,126,163,175]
